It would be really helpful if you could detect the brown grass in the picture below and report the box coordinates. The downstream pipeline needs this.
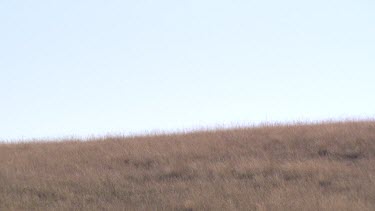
[1,121,375,210]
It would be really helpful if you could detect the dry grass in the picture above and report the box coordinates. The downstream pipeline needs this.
[1,121,375,210]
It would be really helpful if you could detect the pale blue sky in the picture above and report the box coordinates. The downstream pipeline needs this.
[1,0,374,140]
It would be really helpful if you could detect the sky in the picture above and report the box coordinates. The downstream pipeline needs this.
[1,0,374,141]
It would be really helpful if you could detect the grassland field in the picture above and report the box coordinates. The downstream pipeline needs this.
[1,121,375,210]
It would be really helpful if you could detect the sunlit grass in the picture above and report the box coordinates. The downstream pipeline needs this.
[1,121,375,210]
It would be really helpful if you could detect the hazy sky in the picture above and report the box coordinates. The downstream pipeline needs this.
[1,0,374,140]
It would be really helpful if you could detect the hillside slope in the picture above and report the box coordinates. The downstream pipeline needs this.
[1,121,375,210]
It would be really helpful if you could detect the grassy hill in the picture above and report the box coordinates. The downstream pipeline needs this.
[1,121,375,210]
